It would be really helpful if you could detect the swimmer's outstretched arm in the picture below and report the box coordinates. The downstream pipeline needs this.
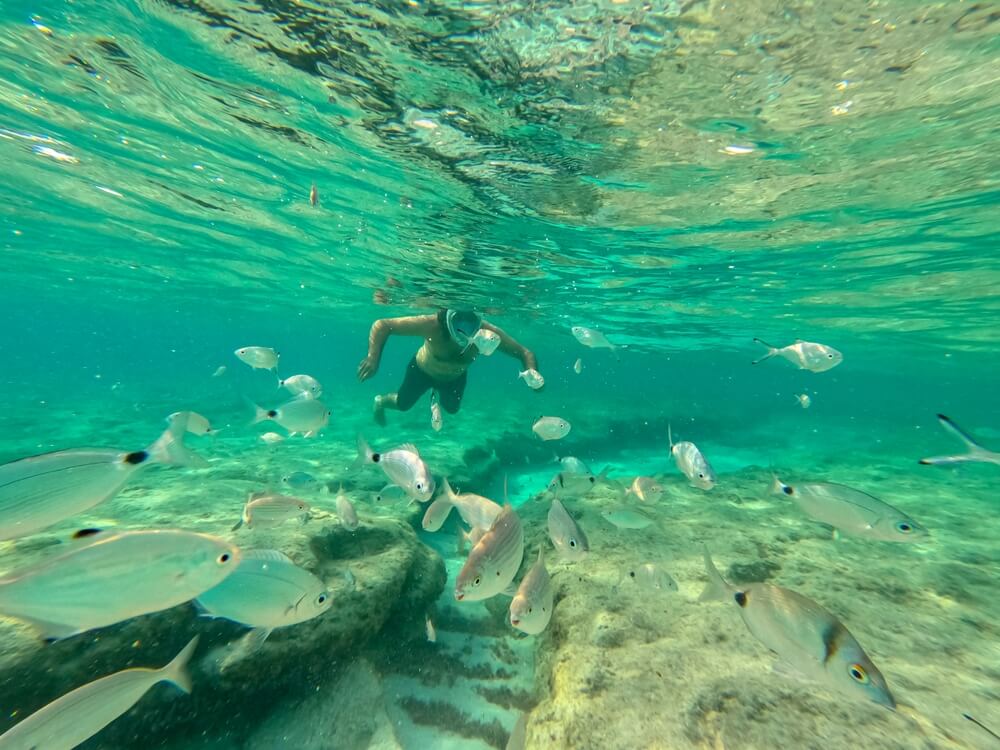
[358,314,437,381]
[481,322,538,371]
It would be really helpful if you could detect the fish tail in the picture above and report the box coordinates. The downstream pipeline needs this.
[160,636,199,694]
[698,547,733,602]
[247,399,271,427]
[751,338,778,365]
[770,475,790,496]
[594,466,612,485]
[230,518,244,532]
[441,477,458,504]
[352,434,374,470]
[146,424,208,468]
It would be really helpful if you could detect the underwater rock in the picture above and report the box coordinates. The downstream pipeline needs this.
[0,517,445,746]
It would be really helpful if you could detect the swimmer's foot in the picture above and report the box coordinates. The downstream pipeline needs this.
[373,395,387,426]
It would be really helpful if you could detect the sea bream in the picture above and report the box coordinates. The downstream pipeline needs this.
[336,487,359,531]
[919,413,1000,467]
[0,417,205,542]
[509,546,554,635]
[600,508,653,530]
[279,373,323,398]
[252,395,330,437]
[0,636,199,750]
[472,329,501,355]
[455,504,524,602]
[571,326,617,352]
[231,492,309,531]
[234,346,279,372]
[422,495,454,532]
[355,436,434,503]
[0,529,239,640]
[430,396,443,432]
[771,477,927,542]
[668,424,716,490]
[532,416,571,441]
[518,368,545,390]
[625,476,664,504]
[547,498,589,562]
[752,338,843,373]
[195,550,331,639]
[437,478,502,530]
[623,563,678,592]
[699,549,895,709]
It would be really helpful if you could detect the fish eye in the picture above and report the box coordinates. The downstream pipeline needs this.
[416,482,424,491]
[827,354,834,358]
[528,607,533,613]
[782,485,794,496]
[629,571,636,578]
[569,539,577,548]
[698,473,705,479]
[895,521,912,533]
[317,594,327,605]
[473,576,481,586]
[848,664,869,683]
[217,553,231,564]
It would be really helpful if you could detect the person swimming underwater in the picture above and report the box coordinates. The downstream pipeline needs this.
[357,309,538,424]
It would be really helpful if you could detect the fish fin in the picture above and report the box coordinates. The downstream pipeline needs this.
[247,399,272,427]
[160,636,199,694]
[304,430,317,439]
[594,466,612,485]
[751,338,779,365]
[667,423,674,449]
[501,583,518,597]
[17,615,81,642]
[698,547,732,602]
[243,549,294,564]
[503,474,509,505]
[352,434,374,470]
[793,338,805,344]
[237,627,271,656]
[771,660,810,685]
[440,477,460,503]
[397,442,419,455]
[230,517,244,532]
[146,424,208,468]
[937,414,987,452]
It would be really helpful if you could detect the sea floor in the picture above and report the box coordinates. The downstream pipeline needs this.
[0,390,997,750]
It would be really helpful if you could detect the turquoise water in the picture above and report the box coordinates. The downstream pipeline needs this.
[1,1,999,748]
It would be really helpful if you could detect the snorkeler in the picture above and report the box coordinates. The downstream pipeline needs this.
[358,309,538,424]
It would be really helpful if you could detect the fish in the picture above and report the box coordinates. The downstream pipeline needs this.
[440,478,502,530]
[0,529,239,640]
[232,492,309,531]
[195,549,330,636]
[919,413,1000,467]
[547,498,589,562]
[771,477,928,542]
[546,467,608,496]
[795,393,812,409]
[518,368,545,390]
[279,373,323,398]
[212,365,227,377]
[355,436,434,502]
[455,504,524,602]
[336,487,359,531]
[167,411,214,435]
[571,325,617,352]
[422,494,454,532]
[506,712,528,750]
[472,328,500,355]
[281,471,318,491]
[557,456,591,475]
[0,420,204,542]
[699,549,895,709]
[259,432,285,445]
[600,508,653,530]
[532,416,571,441]
[626,476,664,503]
[234,346,279,371]
[430,398,443,432]
[963,714,1000,742]
[252,395,331,437]
[375,485,409,504]
[624,563,677,592]
[752,338,843,373]
[573,358,582,374]
[0,636,199,749]
[668,424,716,490]
[509,546,553,635]
[309,183,318,207]
[425,616,437,643]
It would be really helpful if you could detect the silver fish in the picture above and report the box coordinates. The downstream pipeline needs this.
[532,416,571,441]
[0,529,239,640]
[600,508,653,530]
[0,421,204,542]
[336,487,359,531]
[795,393,812,409]
[0,637,198,749]
[772,478,927,542]
[668,425,716,490]
[167,411,213,435]
[232,492,309,531]
[518,368,545,390]
[547,499,589,562]
[440,478,501,530]
[547,466,608,497]
[455,504,524,601]
[571,325,617,351]
[425,616,437,643]
[212,365,227,377]
[557,456,591,475]
[624,563,678,592]
[259,432,284,444]
[281,471,318,491]
[626,476,664,503]
[472,329,501,355]
[752,338,843,372]
[422,495,454,532]
[509,546,553,635]
[279,373,323,398]
[253,396,330,437]
[355,436,434,502]
[573,358,582,374]
[430,395,443,432]
[699,549,895,709]
[919,413,1000,467]
[195,549,330,633]
[234,346,279,371]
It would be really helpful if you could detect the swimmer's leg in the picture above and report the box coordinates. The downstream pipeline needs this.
[375,357,432,424]
[438,371,468,414]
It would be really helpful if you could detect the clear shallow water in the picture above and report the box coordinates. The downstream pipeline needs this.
[0,1,998,749]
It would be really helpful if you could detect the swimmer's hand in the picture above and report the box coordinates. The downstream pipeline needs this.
[358,355,379,382]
